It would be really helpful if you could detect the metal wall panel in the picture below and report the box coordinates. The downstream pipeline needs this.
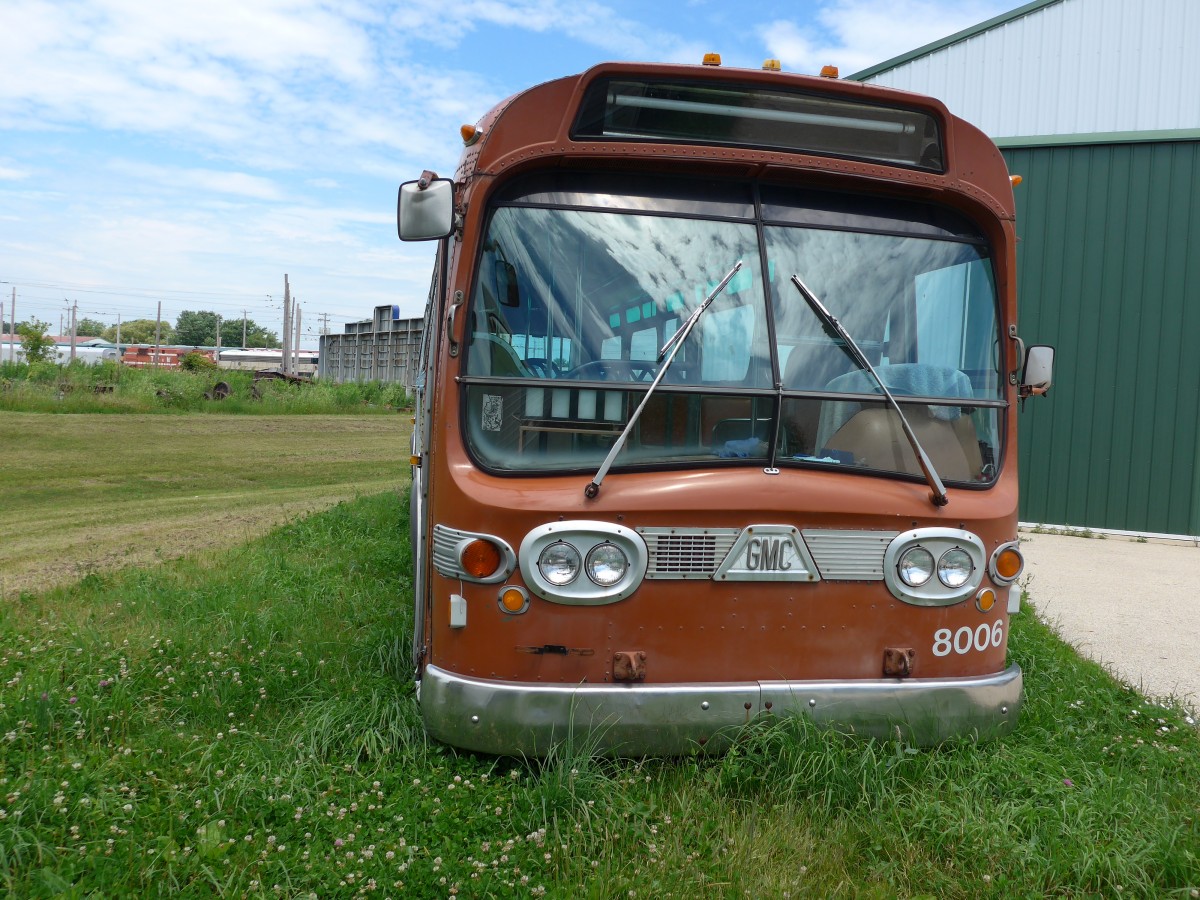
[860,0,1200,138]
[317,307,423,391]
[1004,140,1200,535]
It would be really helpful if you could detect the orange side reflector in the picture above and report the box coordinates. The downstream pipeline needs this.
[461,539,502,579]
[499,588,527,613]
[976,589,997,613]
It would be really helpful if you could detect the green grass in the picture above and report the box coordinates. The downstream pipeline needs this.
[1,493,1197,898]
[0,360,411,414]
[0,412,408,598]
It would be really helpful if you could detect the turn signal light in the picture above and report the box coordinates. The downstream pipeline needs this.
[461,539,502,579]
[990,544,1025,585]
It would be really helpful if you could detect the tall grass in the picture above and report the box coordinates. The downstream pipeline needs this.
[0,360,410,413]
[0,493,1197,897]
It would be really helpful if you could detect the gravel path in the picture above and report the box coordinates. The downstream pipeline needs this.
[1020,531,1199,711]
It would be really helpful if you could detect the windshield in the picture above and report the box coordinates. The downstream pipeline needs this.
[462,174,1004,485]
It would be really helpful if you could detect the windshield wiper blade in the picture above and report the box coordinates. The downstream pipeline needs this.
[790,273,949,507]
[584,260,743,499]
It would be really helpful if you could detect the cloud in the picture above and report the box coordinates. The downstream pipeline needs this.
[0,161,30,181]
[760,0,1013,75]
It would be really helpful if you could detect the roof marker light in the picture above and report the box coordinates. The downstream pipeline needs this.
[819,65,839,78]
[702,53,721,66]
[460,124,481,146]
[762,59,781,71]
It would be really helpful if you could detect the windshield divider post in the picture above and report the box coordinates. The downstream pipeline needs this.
[789,274,949,508]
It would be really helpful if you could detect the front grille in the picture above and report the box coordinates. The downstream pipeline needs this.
[801,529,897,581]
[638,528,740,579]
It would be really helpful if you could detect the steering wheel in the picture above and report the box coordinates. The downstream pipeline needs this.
[566,360,657,382]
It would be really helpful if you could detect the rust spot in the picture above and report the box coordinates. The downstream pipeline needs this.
[612,650,646,682]
[883,647,916,678]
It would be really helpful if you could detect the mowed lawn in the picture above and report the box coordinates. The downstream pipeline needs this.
[0,413,410,598]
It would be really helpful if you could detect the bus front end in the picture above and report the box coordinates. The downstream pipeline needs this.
[401,62,1051,755]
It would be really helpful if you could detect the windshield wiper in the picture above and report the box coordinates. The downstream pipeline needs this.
[584,260,743,499]
[790,273,949,507]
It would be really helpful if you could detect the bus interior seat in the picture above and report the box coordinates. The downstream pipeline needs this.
[780,340,857,451]
[816,364,983,481]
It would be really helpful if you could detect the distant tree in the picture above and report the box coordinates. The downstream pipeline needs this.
[76,317,108,337]
[17,318,55,363]
[103,319,174,345]
[174,310,222,346]
[220,318,279,348]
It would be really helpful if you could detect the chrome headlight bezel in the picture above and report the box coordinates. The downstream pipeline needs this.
[520,521,647,605]
[884,528,985,606]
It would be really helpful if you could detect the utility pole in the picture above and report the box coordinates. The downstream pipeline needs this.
[115,314,122,378]
[215,314,222,363]
[68,301,78,362]
[294,304,302,372]
[153,301,162,368]
[4,287,12,363]
[282,274,292,376]
[241,310,248,348]
[318,312,330,335]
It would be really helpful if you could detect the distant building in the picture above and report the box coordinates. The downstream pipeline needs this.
[318,305,423,391]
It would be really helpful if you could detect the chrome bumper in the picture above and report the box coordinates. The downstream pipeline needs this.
[419,663,1022,756]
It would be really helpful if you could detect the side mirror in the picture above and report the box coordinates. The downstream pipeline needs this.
[1020,344,1054,397]
[397,176,453,241]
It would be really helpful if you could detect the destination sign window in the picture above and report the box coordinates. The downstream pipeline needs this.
[573,77,944,172]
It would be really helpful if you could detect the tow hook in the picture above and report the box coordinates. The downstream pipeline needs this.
[612,651,647,682]
[883,647,916,678]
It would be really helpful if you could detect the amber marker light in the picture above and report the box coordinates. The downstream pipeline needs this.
[976,588,997,613]
[819,64,839,78]
[702,52,722,66]
[1010,175,1024,186]
[460,123,481,146]
[498,586,530,615]
[461,539,502,579]
[762,59,782,71]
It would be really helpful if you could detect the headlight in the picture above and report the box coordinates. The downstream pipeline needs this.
[897,546,934,587]
[586,542,628,587]
[538,541,580,585]
[938,547,974,588]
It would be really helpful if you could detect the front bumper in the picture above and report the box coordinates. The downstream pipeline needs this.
[419,663,1022,755]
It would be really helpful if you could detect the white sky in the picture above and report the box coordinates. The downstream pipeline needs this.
[0,0,1018,346]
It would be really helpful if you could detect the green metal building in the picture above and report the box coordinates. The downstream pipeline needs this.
[853,0,1200,538]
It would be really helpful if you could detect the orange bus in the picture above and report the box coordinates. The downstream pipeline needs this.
[397,57,1053,755]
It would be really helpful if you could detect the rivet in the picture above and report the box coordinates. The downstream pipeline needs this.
[701,701,710,710]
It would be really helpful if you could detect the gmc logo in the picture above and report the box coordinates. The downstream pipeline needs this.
[745,537,792,571]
